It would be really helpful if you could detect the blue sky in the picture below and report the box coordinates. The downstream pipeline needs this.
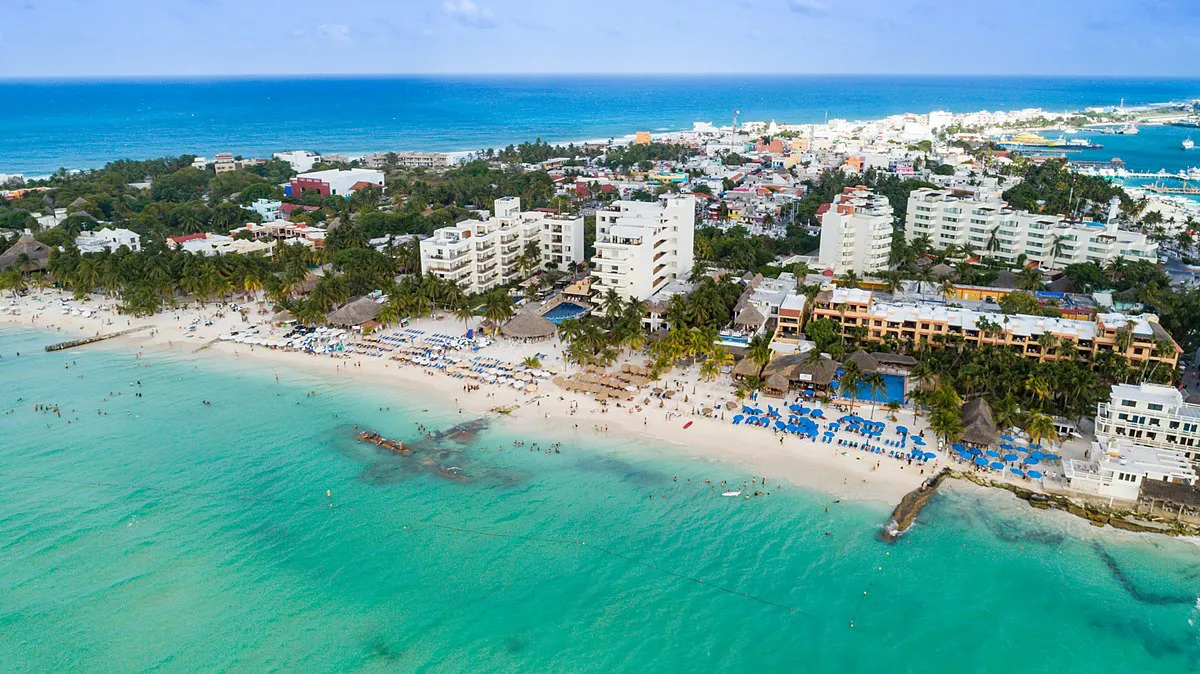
[3,0,1200,78]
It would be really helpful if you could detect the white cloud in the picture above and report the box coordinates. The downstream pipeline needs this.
[442,0,496,28]
[318,24,351,42]
[788,0,828,16]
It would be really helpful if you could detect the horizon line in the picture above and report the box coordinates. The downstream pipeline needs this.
[2,72,1199,84]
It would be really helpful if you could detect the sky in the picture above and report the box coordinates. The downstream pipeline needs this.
[2,0,1200,78]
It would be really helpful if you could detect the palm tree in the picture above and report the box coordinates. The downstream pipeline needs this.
[521,355,542,369]
[839,360,863,403]
[481,289,514,327]
[453,301,476,333]
[863,371,887,420]
[746,332,773,378]
[1024,412,1060,448]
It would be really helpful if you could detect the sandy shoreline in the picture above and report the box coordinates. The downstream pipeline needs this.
[2,291,938,505]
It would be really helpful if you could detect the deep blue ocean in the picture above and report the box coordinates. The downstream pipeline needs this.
[1,75,1199,175]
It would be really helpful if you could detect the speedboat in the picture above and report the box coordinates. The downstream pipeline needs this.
[722,489,742,497]
[1183,137,1195,150]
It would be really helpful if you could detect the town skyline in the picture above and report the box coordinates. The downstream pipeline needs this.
[4,0,1200,79]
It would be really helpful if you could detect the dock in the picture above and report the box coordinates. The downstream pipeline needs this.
[44,325,151,352]
[1147,183,1200,195]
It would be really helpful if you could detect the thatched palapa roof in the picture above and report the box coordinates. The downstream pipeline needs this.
[501,311,557,339]
[326,296,382,327]
[0,235,51,272]
[961,398,999,447]
[733,304,766,328]
[844,349,880,373]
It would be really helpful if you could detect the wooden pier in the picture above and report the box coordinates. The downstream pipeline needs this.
[44,325,151,352]
[1148,183,1200,195]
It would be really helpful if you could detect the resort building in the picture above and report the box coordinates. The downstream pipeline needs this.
[73,227,141,253]
[808,287,1181,371]
[816,186,894,276]
[273,150,321,173]
[905,188,1157,268]
[1095,383,1200,465]
[362,152,449,170]
[591,196,696,301]
[419,197,584,295]
[288,168,384,198]
[1063,438,1196,502]
[229,222,327,249]
[773,294,809,346]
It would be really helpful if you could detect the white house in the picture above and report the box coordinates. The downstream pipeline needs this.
[74,228,141,253]
[816,186,894,276]
[1063,437,1196,502]
[250,199,283,222]
[273,150,321,173]
[291,168,384,198]
[1095,382,1200,465]
[590,196,696,301]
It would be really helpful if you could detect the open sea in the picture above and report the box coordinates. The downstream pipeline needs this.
[3,326,1200,671]
[2,75,1200,176]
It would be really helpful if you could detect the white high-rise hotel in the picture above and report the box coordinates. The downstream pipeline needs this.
[816,186,895,275]
[591,196,696,300]
[906,188,1157,267]
[419,197,584,295]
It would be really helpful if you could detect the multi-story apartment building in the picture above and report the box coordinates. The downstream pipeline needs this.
[906,188,1157,268]
[591,196,696,301]
[362,152,449,170]
[1095,383,1200,464]
[808,287,1181,371]
[816,186,894,276]
[419,197,584,295]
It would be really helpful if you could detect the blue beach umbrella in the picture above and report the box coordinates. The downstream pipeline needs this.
[896,426,909,435]
[1024,457,1040,466]
[952,443,965,452]
[967,447,983,456]
[733,414,744,423]
[1000,443,1014,451]
[1003,453,1019,462]
[1045,454,1061,462]
[1000,435,1014,442]
[973,457,989,467]
[789,404,803,413]
[1009,467,1025,476]
[775,421,787,431]
[1027,470,1043,479]
[811,409,823,418]
[912,436,925,446]
[742,406,754,414]
[1030,451,1045,460]
[924,451,937,461]
[990,461,1004,470]
[985,450,1000,458]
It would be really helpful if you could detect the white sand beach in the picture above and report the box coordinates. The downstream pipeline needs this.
[2,290,960,504]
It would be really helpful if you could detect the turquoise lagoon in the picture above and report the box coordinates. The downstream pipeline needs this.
[2,327,1199,672]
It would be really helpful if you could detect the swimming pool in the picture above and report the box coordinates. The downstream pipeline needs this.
[542,302,589,324]
[833,371,906,404]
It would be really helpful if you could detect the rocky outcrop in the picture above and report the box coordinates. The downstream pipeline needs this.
[880,468,951,542]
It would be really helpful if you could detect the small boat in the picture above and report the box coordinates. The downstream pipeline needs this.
[1184,137,1195,150]
[722,489,742,497]
[356,430,409,455]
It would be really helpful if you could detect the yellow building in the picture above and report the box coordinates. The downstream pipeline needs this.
[809,287,1180,369]
[634,131,652,145]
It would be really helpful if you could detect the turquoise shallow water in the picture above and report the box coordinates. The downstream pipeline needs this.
[2,327,1200,672]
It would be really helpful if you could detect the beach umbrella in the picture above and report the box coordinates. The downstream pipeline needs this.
[923,451,937,461]
[1031,451,1045,461]
[896,426,908,435]
[1024,457,1040,466]
[952,443,965,452]
[1009,467,1025,476]
[1000,443,1014,451]
[733,415,744,424]
[990,461,1004,470]
[985,450,1000,458]
[973,457,989,467]
[1000,435,1014,442]
[1045,454,1061,462]
[789,405,803,413]
[811,409,823,418]
[1027,470,1043,479]
[967,447,983,456]
[1003,453,1019,462]
[775,421,786,431]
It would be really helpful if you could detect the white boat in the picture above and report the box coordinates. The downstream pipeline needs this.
[1183,137,1195,150]
[722,489,742,497]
